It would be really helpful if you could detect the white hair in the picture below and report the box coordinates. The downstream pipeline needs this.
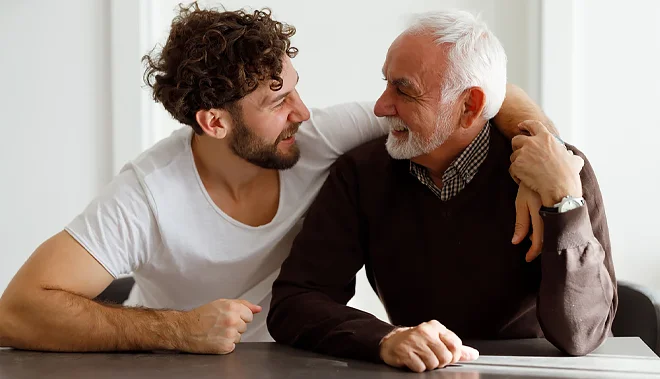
[405,10,507,119]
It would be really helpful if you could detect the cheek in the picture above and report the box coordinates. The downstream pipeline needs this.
[248,113,289,141]
[399,104,437,137]
[270,112,291,138]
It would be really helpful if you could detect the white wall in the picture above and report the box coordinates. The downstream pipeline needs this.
[582,0,660,289]
[541,0,660,289]
[0,1,112,293]
[144,0,541,321]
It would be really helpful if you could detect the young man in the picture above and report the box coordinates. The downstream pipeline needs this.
[0,4,555,354]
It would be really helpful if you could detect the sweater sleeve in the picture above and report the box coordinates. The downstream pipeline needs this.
[267,155,396,363]
[537,147,617,356]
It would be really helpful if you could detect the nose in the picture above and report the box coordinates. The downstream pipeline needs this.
[374,89,396,117]
[289,90,310,123]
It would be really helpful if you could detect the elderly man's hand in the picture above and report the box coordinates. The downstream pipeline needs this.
[379,320,479,372]
[512,184,544,262]
[510,121,584,208]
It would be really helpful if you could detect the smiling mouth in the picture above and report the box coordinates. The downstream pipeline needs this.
[278,129,298,144]
[391,125,409,136]
[279,133,296,144]
[281,131,296,140]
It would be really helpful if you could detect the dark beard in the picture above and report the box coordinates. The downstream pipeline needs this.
[228,108,301,170]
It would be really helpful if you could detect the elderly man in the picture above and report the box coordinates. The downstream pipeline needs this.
[267,10,617,372]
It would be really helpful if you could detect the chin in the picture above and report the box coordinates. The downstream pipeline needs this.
[275,147,301,170]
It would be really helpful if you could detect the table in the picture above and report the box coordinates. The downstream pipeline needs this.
[1,338,659,378]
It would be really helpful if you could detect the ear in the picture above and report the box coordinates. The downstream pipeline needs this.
[459,87,486,129]
[195,108,232,139]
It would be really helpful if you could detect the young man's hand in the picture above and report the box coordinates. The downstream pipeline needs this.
[183,299,262,354]
[512,183,544,262]
[510,120,584,207]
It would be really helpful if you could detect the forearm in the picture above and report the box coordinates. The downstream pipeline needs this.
[493,84,559,139]
[268,284,396,362]
[267,154,396,361]
[0,288,187,352]
[537,206,615,355]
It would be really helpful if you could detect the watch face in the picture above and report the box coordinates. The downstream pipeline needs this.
[559,199,582,213]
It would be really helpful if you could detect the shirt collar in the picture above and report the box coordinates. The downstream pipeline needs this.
[409,122,490,183]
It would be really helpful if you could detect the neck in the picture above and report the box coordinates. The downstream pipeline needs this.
[191,133,273,200]
[412,120,487,179]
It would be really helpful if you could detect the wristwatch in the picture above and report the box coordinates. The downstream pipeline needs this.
[541,195,585,214]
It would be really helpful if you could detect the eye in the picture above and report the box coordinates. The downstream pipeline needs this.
[396,88,410,97]
[273,99,286,109]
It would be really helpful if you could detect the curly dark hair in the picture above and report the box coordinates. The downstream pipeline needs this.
[142,2,298,134]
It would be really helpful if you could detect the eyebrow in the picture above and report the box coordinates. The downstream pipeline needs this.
[392,78,418,91]
[265,72,300,106]
[382,70,420,93]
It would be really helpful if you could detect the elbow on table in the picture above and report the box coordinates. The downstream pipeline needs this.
[0,299,26,348]
[266,303,291,345]
[551,326,608,356]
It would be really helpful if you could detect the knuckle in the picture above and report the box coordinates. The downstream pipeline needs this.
[442,337,457,351]
[407,351,417,361]
[223,327,239,339]
[440,350,453,366]
[415,328,434,341]
[228,302,242,312]
[425,320,441,329]
[453,334,463,347]
[222,314,239,327]
[543,133,554,143]
[431,320,446,333]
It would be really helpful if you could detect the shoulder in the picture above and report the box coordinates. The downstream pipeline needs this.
[337,136,389,166]
[127,127,192,179]
[307,102,378,132]
[88,168,153,219]
[294,102,388,164]
[564,143,601,194]
[329,136,393,182]
[564,143,596,180]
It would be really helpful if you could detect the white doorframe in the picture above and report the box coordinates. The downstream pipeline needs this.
[540,0,586,147]
[110,0,157,174]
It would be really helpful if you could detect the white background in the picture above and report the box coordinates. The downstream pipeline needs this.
[1,0,658,322]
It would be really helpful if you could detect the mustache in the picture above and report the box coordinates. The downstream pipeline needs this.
[386,116,407,128]
[275,122,301,143]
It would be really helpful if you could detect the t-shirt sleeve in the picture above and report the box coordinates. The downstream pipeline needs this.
[64,168,160,278]
[303,102,389,163]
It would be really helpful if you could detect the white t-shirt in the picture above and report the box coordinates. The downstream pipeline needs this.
[65,102,388,342]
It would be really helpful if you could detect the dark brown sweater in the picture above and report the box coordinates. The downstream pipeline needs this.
[268,128,617,362]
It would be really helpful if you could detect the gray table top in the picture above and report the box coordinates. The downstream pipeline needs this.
[0,337,659,379]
